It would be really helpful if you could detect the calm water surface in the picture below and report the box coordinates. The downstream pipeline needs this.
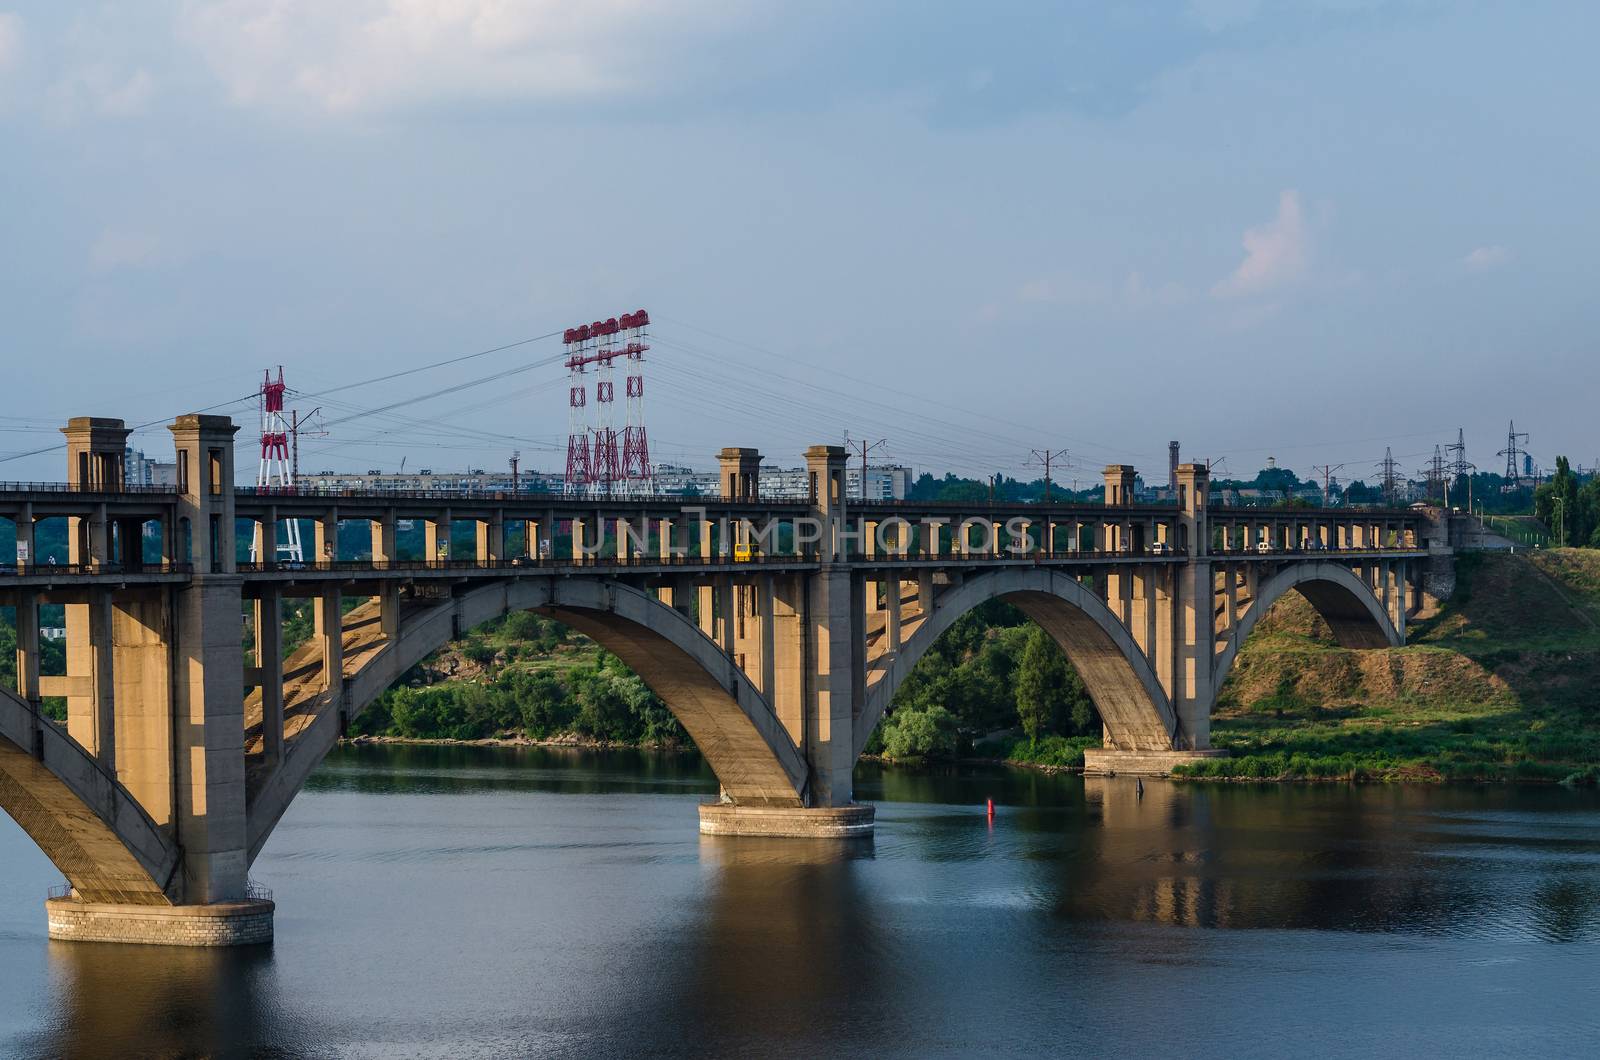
[3,745,1598,1058]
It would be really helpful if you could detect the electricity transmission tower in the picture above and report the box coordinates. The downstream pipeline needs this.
[1418,446,1446,503]
[1497,420,1530,490]
[1376,448,1401,505]
[1444,428,1474,509]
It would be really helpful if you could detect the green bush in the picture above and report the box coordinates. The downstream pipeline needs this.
[880,706,960,761]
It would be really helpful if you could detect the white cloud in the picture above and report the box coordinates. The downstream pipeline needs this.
[90,229,166,272]
[1463,245,1509,270]
[177,0,746,114]
[1211,189,1308,298]
[0,13,21,72]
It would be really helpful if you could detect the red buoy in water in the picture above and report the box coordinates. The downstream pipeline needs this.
[986,797,995,820]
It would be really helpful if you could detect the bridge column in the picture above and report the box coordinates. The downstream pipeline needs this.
[252,505,279,568]
[477,511,505,565]
[698,445,872,838]
[13,589,42,721]
[370,511,399,638]
[255,586,284,764]
[426,509,452,564]
[46,414,269,943]
[315,507,338,566]
[1085,463,1228,777]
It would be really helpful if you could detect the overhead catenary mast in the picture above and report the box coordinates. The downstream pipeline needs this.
[252,366,304,563]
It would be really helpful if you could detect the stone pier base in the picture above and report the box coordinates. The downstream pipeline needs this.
[698,802,875,838]
[1082,748,1230,777]
[46,898,274,947]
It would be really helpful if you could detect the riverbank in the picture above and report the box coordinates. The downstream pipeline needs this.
[1179,550,1600,785]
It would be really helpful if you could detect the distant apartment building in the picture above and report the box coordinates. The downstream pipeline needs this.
[293,460,913,501]
[123,447,157,486]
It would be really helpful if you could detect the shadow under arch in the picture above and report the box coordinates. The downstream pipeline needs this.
[1213,561,1401,695]
[247,578,807,862]
[0,687,180,904]
[856,568,1178,756]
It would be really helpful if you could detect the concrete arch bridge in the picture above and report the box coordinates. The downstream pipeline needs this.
[0,417,1448,944]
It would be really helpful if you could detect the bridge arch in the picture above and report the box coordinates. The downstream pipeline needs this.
[247,579,808,861]
[857,568,1178,757]
[0,688,181,905]
[1213,561,1401,695]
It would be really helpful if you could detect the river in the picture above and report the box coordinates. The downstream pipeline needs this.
[3,745,1598,1057]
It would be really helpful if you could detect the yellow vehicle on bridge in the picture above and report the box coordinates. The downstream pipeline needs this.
[734,542,761,563]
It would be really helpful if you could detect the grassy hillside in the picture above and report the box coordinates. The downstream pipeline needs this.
[1182,550,1600,783]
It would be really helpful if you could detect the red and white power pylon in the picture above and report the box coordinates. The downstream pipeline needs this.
[619,309,653,494]
[591,317,622,493]
[562,308,653,496]
[563,325,593,494]
[251,366,304,562]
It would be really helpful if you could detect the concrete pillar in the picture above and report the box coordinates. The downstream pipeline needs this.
[315,507,338,566]
[13,501,35,572]
[758,575,776,697]
[715,577,735,658]
[317,582,344,692]
[170,575,249,902]
[1102,464,1136,507]
[370,511,399,639]
[169,416,238,575]
[477,512,505,565]
[807,567,857,806]
[255,587,283,764]
[771,575,805,745]
[1172,463,1214,750]
[719,448,762,501]
[886,573,902,653]
[426,509,453,564]
[13,590,41,708]
[804,445,848,561]
[108,593,173,822]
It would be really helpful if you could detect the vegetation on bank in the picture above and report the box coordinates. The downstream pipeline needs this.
[1181,549,1600,784]
[861,601,1103,765]
[346,611,687,747]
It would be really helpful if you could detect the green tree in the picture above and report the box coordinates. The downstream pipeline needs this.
[1535,457,1580,546]
[881,705,960,760]
[1014,627,1095,741]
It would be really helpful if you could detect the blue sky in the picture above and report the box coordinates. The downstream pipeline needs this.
[1,1,1595,484]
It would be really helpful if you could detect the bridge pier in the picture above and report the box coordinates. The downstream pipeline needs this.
[1081,748,1230,776]
[46,897,274,947]
[698,802,874,838]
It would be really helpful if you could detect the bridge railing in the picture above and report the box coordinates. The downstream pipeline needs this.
[0,562,194,576]
[233,486,788,506]
[0,481,180,495]
[235,555,820,574]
